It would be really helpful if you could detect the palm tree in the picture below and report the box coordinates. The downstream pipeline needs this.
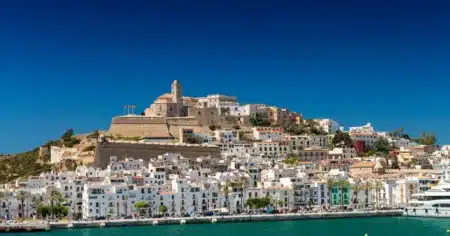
[32,198,42,219]
[326,179,335,208]
[48,188,64,219]
[362,181,374,208]
[235,177,248,213]
[336,180,350,209]
[350,182,361,209]
[16,190,31,220]
[221,181,231,213]
[116,201,120,217]
[55,194,66,219]
[123,196,129,217]
[374,181,384,209]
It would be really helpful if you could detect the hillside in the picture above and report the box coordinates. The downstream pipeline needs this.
[0,129,102,184]
[0,148,53,183]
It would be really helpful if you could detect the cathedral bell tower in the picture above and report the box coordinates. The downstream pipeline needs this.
[171,80,182,103]
[171,80,183,116]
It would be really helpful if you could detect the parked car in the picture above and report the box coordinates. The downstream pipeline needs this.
[202,211,214,216]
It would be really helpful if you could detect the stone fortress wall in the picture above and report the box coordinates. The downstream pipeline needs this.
[109,107,244,139]
[94,141,221,168]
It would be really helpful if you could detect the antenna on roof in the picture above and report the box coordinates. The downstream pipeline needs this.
[123,104,136,115]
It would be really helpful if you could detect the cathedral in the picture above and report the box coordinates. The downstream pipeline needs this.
[144,80,185,117]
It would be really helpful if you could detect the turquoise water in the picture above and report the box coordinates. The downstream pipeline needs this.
[5,217,450,236]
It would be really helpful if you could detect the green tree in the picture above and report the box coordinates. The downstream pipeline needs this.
[282,122,307,135]
[159,205,168,215]
[61,129,80,147]
[400,134,410,140]
[249,114,271,127]
[327,179,335,207]
[246,197,271,210]
[52,205,69,218]
[277,200,284,210]
[209,124,216,131]
[390,156,400,169]
[48,188,64,219]
[373,137,391,154]
[419,132,437,145]
[232,125,241,130]
[82,145,96,152]
[61,129,74,141]
[238,131,245,140]
[185,136,203,144]
[64,138,80,148]
[37,204,50,219]
[390,128,404,138]
[365,150,377,157]
[135,201,149,217]
[283,157,298,166]
[332,131,353,147]
[88,130,100,139]
[15,190,31,220]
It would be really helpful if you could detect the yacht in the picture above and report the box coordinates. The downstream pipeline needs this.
[404,167,450,217]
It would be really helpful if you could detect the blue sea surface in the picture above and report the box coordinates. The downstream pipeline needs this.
[4,217,449,236]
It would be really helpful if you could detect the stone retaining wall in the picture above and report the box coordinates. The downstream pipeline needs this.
[94,141,221,168]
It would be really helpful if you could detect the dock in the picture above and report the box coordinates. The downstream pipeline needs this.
[49,210,403,230]
[0,223,50,232]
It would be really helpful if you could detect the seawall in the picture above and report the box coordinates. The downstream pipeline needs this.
[50,210,403,230]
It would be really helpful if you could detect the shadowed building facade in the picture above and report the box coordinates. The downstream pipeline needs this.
[94,140,221,168]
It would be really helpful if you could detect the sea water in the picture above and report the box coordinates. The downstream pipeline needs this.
[4,217,449,236]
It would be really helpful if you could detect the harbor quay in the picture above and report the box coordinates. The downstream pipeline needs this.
[49,210,403,230]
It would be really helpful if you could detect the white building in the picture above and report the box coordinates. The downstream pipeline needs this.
[349,133,379,148]
[214,129,240,143]
[253,141,289,158]
[286,135,328,153]
[349,123,375,134]
[314,119,340,134]
[196,94,238,108]
[252,127,283,141]
[329,147,357,159]
[388,137,417,148]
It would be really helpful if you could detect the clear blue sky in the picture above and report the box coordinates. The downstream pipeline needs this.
[1,0,449,154]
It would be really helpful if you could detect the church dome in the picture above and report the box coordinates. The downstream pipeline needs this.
[155,93,174,103]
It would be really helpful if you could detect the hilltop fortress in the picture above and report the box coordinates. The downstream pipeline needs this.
[109,80,303,140]
[109,80,245,139]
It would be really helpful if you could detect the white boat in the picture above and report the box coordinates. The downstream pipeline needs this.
[404,167,450,217]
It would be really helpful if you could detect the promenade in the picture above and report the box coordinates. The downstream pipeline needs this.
[47,210,403,230]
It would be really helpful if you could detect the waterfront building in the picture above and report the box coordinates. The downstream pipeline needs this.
[330,185,351,207]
